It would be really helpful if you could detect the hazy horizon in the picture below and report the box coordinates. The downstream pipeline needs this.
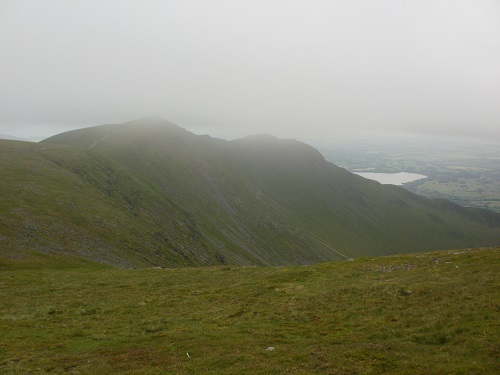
[1,1,499,141]
[3,117,500,149]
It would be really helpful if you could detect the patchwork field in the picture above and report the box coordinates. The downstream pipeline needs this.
[316,136,500,212]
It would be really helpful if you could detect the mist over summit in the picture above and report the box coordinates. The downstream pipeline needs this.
[1,117,498,267]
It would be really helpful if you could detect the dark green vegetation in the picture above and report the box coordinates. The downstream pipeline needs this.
[0,247,498,374]
[1,117,499,267]
[317,136,500,212]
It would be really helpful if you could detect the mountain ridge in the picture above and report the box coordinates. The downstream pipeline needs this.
[1,117,498,267]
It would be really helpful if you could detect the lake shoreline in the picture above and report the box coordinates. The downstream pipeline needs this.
[353,171,427,186]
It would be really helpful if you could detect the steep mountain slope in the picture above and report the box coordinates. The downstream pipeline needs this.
[1,117,498,267]
[0,138,222,267]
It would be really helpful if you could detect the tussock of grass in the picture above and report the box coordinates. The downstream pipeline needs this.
[0,247,498,374]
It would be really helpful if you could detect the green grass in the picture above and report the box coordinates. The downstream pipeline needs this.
[0,139,222,267]
[1,247,498,374]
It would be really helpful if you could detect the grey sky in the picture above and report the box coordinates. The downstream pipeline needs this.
[1,0,499,141]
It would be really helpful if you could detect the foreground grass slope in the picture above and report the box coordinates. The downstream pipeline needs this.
[1,247,498,374]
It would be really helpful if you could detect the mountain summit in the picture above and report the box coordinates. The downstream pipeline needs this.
[1,118,498,267]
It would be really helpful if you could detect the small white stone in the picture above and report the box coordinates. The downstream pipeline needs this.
[265,347,275,351]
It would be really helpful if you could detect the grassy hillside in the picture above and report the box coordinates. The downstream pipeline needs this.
[0,247,498,374]
[1,117,499,267]
[0,139,223,267]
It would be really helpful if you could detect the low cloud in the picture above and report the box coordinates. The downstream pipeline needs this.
[1,0,499,141]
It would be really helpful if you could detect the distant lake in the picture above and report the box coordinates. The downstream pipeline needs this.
[353,172,427,186]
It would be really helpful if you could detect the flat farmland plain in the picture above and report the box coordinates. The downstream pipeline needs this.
[317,136,500,212]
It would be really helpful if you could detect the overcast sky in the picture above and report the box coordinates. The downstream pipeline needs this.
[1,0,499,141]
